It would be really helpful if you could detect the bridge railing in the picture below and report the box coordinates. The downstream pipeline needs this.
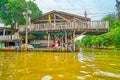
[0,33,19,41]
[19,20,109,32]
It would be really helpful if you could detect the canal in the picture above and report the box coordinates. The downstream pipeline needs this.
[0,49,120,80]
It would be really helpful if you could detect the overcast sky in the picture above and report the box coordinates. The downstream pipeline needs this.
[34,0,116,20]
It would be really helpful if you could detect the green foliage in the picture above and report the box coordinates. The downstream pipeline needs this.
[0,0,42,28]
[0,0,8,9]
[102,14,117,29]
[26,1,42,20]
[81,35,92,47]
[101,33,114,46]
[90,36,102,46]
[0,0,26,27]
[75,40,84,47]
[113,26,120,47]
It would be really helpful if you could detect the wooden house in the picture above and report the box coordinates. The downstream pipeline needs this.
[19,10,109,51]
[0,27,18,49]
[25,10,90,48]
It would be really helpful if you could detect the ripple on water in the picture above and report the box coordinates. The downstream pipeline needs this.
[41,75,53,80]
[80,71,90,74]
[0,72,2,76]
[93,70,120,79]
[86,64,96,67]
[76,76,86,80]
[58,74,64,78]
[109,63,116,66]
[81,66,86,68]
[85,74,92,78]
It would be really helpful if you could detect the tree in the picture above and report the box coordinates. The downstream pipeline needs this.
[81,35,92,47]
[116,0,120,20]
[0,0,8,9]
[102,14,117,29]
[0,0,42,28]
[90,36,102,47]
[113,20,120,47]
[27,1,42,20]
[75,40,84,47]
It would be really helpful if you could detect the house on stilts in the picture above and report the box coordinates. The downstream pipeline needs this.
[19,10,109,51]
[0,10,109,51]
[0,27,19,50]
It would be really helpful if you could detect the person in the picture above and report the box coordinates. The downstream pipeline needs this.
[58,40,60,47]
[51,42,55,48]
[55,41,59,48]
[15,45,19,51]
[75,45,79,51]
[67,41,73,52]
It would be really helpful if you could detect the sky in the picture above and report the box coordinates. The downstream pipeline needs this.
[34,0,116,20]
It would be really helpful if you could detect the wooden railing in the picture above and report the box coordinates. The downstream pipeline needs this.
[0,33,19,41]
[19,20,109,32]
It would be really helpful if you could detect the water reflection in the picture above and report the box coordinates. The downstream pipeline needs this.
[78,52,84,62]
[93,70,120,79]
[41,75,53,80]
[0,49,120,80]
[77,48,95,63]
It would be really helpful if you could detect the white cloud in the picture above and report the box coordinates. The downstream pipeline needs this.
[35,0,58,12]
[34,0,116,20]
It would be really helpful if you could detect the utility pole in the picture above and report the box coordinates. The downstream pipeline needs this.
[23,0,35,50]
[116,0,120,20]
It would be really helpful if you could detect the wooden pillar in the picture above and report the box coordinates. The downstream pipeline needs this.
[65,31,67,51]
[62,37,64,49]
[17,31,21,51]
[54,13,56,29]
[48,32,50,48]
[73,31,76,51]
[25,27,28,50]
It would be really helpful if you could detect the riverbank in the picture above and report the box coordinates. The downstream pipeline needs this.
[83,46,120,50]
[0,48,80,52]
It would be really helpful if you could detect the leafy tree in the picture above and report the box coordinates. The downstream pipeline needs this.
[0,0,26,28]
[112,21,120,47]
[0,0,42,28]
[81,35,92,47]
[75,40,84,47]
[90,36,102,47]
[0,0,8,9]
[102,14,117,29]
[101,34,114,46]
[27,1,42,20]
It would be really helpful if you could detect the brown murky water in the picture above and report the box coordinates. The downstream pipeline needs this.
[0,49,120,80]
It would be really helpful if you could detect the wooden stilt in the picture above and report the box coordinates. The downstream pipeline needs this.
[73,31,76,51]
[17,31,21,50]
[61,36,64,48]
[54,13,56,29]
[25,27,28,50]
[48,32,50,48]
[65,31,67,51]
